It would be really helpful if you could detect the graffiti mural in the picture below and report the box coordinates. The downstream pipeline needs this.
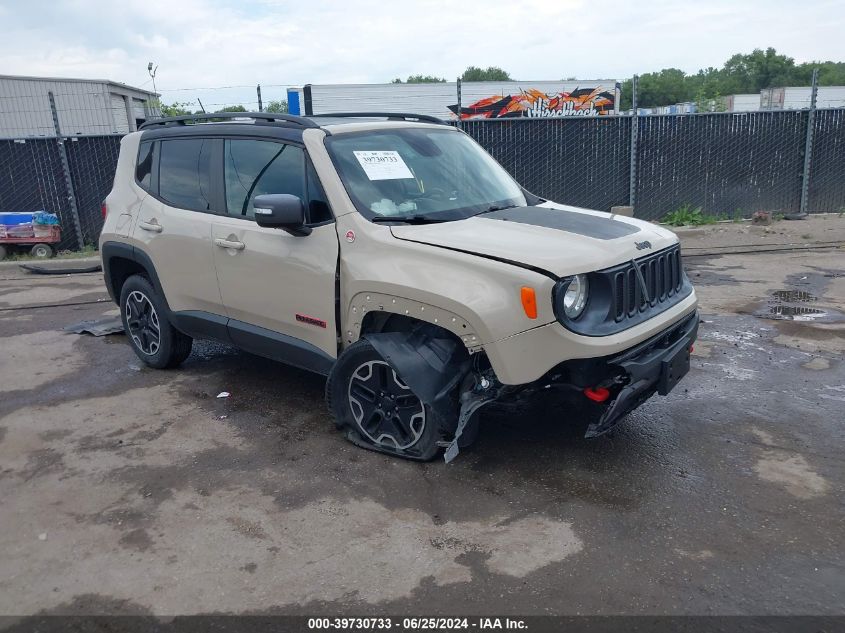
[449,87,615,119]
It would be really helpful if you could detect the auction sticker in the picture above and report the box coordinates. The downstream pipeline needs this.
[353,151,414,180]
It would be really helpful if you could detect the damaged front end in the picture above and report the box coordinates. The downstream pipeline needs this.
[364,325,504,463]
[365,311,698,462]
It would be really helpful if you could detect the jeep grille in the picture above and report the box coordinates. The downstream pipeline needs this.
[611,244,684,322]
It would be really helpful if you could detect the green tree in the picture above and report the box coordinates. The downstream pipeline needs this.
[461,66,512,81]
[407,74,447,83]
[619,48,844,110]
[215,105,247,113]
[391,74,447,83]
[720,47,796,94]
[265,100,288,113]
[160,101,193,117]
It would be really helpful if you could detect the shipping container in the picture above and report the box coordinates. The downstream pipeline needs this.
[760,86,845,110]
[303,80,620,120]
[724,94,761,112]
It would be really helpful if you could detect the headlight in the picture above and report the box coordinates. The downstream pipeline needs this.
[562,274,589,319]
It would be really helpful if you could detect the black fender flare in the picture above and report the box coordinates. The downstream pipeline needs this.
[101,241,172,314]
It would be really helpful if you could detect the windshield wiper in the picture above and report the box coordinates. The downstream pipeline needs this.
[371,214,450,224]
[473,203,518,216]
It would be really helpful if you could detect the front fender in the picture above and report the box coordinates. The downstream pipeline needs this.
[337,214,557,351]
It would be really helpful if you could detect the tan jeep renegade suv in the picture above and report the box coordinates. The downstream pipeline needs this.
[99,112,698,462]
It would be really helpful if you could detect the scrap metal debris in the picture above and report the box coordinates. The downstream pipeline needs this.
[63,316,124,336]
[20,263,102,275]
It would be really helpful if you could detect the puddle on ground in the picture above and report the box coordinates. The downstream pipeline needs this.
[757,289,843,323]
[769,304,825,319]
[771,290,815,303]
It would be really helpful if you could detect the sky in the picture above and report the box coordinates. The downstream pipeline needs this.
[1,0,843,108]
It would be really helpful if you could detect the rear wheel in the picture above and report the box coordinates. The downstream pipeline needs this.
[119,274,192,369]
[326,339,441,461]
[30,243,53,258]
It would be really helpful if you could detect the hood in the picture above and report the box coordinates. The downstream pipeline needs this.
[389,203,679,277]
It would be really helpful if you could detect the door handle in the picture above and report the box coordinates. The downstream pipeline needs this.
[139,220,163,233]
[214,238,245,251]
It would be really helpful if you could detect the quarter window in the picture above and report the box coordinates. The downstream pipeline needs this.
[136,141,154,191]
[158,139,215,211]
[224,140,304,219]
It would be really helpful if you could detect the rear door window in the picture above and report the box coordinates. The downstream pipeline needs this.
[158,138,215,212]
[224,139,305,219]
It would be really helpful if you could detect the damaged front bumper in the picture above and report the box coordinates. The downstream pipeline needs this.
[366,311,698,462]
[467,310,699,450]
[581,310,698,437]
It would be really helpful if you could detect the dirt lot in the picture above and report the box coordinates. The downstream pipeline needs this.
[1,227,844,616]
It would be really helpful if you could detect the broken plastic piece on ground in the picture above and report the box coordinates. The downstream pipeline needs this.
[20,263,102,275]
[64,316,124,336]
[216,392,230,398]
[583,386,611,403]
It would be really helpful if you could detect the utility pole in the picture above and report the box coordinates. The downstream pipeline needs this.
[147,62,159,116]
[257,84,263,112]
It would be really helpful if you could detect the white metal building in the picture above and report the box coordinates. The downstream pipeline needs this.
[724,94,761,112]
[0,74,160,139]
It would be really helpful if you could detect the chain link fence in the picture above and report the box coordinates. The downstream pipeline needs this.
[0,136,120,251]
[2,93,845,253]
[808,109,845,214]
[462,117,632,212]
[632,111,808,221]
[64,135,123,245]
[0,138,77,250]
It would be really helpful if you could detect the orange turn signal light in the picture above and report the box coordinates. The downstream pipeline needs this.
[521,286,537,319]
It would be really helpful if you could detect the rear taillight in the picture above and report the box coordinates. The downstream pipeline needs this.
[101,202,108,219]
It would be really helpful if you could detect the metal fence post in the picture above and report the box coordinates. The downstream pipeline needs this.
[628,75,639,211]
[797,68,819,217]
[455,78,462,130]
[48,91,85,250]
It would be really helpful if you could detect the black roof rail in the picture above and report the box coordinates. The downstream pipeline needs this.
[309,112,449,126]
[139,112,320,131]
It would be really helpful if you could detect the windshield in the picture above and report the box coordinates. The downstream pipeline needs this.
[325,128,527,221]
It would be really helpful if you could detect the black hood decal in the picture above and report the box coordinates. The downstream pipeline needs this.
[480,206,640,240]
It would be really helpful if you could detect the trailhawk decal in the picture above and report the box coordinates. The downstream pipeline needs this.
[296,313,327,329]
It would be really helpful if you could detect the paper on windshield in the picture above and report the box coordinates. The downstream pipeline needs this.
[353,151,414,181]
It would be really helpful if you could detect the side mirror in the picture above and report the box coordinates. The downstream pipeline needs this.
[253,194,311,236]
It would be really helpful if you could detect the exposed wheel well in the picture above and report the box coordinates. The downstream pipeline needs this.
[359,312,466,348]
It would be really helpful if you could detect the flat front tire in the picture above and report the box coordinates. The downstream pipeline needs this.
[119,274,192,369]
[326,339,441,461]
